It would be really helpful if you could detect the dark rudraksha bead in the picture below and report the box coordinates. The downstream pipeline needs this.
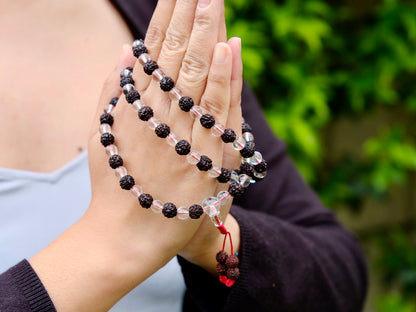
[240,163,254,177]
[200,114,215,129]
[221,128,237,143]
[133,45,148,58]
[227,267,240,280]
[120,76,134,88]
[162,202,177,218]
[138,106,154,121]
[100,133,114,147]
[196,155,212,171]
[125,66,133,72]
[119,175,135,190]
[109,154,123,169]
[241,122,252,133]
[160,76,175,92]
[155,123,170,138]
[228,182,244,197]
[255,160,268,173]
[240,141,256,158]
[139,193,153,209]
[110,97,119,107]
[175,140,191,155]
[143,60,159,75]
[217,168,231,183]
[226,255,239,268]
[126,89,140,104]
[178,96,194,112]
[216,251,228,264]
[100,113,114,126]
[189,204,203,219]
[216,263,227,275]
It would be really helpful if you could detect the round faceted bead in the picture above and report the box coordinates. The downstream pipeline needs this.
[241,122,252,133]
[138,53,151,65]
[204,205,220,218]
[162,202,177,218]
[152,69,164,82]
[243,132,255,142]
[120,175,135,190]
[99,123,111,135]
[160,76,175,91]
[109,154,123,169]
[232,136,246,151]
[189,204,203,219]
[228,182,244,197]
[186,151,201,165]
[255,160,268,173]
[155,123,170,138]
[138,106,154,121]
[139,193,153,209]
[166,133,179,147]
[100,133,114,147]
[178,96,194,112]
[120,76,134,88]
[120,68,133,79]
[133,45,148,58]
[190,106,203,119]
[122,84,134,95]
[240,141,256,158]
[240,163,255,177]
[208,165,221,178]
[227,267,240,280]
[217,168,231,183]
[169,87,182,101]
[254,170,267,179]
[132,100,144,112]
[100,113,114,126]
[248,151,263,165]
[211,124,225,137]
[151,200,163,214]
[196,155,212,171]
[200,114,215,129]
[216,251,228,264]
[177,207,189,220]
[110,97,119,107]
[143,60,158,75]
[221,128,237,143]
[132,39,144,48]
[147,117,160,131]
[105,144,118,156]
[175,140,191,155]
[114,166,127,178]
[126,89,141,104]
[238,174,251,188]
[104,104,115,114]
[217,191,231,206]
[216,263,227,275]
[226,255,239,268]
[230,170,239,182]
[202,196,218,208]
[130,185,143,198]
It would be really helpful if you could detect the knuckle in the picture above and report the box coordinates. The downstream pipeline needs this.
[201,96,226,117]
[180,53,210,85]
[208,72,228,87]
[194,13,212,30]
[145,25,165,49]
[163,28,188,53]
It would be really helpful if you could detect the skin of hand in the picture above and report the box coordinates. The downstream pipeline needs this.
[29,0,243,311]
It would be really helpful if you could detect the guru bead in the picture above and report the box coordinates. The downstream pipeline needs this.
[241,122,252,133]
[110,97,119,107]
[240,141,256,158]
[100,113,114,126]
[221,128,237,143]
[178,96,194,112]
[133,45,148,58]
[120,175,135,190]
[175,140,191,156]
[120,76,134,88]
[216,263,227,275]
[100,133,115,147]
[255,160,268,173]
[189,204,203,219]
[200,114,215,129]
[228,181,244,197]
[139,193,153,208]
[217,168,231,183]
[160,76,175,92]
[216,251,228,264]
[162,202,177,218]
[155,123,170,138]
[126,89,141,104]
[109,154,123,169]
[138,106,154,121]
[143,60,159,75]
[226,255,239,268]
[196,155,213,171]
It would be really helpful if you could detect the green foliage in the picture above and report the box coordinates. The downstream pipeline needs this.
[376,293,416,312]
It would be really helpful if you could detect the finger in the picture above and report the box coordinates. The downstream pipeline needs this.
[218,0,227,42]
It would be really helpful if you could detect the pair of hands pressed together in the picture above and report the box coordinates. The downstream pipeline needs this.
[30,0,243,311]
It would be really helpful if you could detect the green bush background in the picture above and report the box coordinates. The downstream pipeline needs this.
[225,0,416,310]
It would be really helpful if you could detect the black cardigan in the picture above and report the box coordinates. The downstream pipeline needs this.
[0,1,367,311]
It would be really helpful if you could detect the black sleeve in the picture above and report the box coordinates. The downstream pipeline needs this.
[0,260,57,312]
[178,83,368,312]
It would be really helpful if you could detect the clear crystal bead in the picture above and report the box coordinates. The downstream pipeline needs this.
[248,151,263,165]
[203,196,218,208]
[105,144,118,156]
[122,84,135,95]
[177,207,189,220]
[186,151,200,165]
[190,106,203,119]
[130,185,143,198]
[132,100,144,112]
[152,69,164,82]
[99,123,111,134]
[232,136,246,151]
[210,216,223,227]
[166,133,179,146]
[217,191,232,206]
[104,104,115,114]
[238,174,251,188]
[115,166,127,178]
[139,53,151,65]
[208,165,221,178]
[204,205,220,218]
[151,200,163,214]
[211,124,225,137]
[230,171,239,183]
[132,39,144,48]
[254,170,267,179]
[147,117,160,130]
[120,68,133,79]
[243,132,254,142]
[169,87,182,101]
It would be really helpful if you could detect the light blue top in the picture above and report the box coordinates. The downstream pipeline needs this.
[0,152,185,311]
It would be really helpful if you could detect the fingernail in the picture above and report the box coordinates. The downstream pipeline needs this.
[198,0,211,8]
[214,43,228,63]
